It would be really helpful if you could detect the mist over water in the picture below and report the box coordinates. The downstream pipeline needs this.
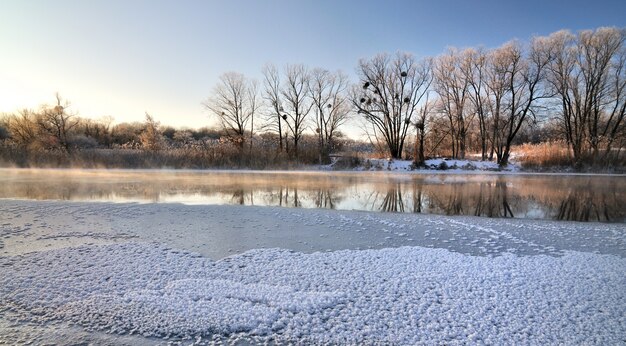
[1,168,624,222]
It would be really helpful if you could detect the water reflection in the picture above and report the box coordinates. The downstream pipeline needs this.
[0,169,624,222]
[311,189,340,209]
[555,186,622,222]
[474,181,514,218]
[380,185,405,213]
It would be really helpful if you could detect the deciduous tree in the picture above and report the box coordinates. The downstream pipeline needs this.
[36,93,78,151]
[281,64,313,159]
[542,27,626,165]
[204,72,258,147]
[262,64,287,152]
[354,52,431,159]
[309,68,350,163]
[433,49,471,159]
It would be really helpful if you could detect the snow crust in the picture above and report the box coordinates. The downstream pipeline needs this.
[1,199,625,344]
[1,242,625,344]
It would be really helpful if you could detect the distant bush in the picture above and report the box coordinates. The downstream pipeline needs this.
[461,162,476,170]
[0,123,9,141]
[331,155,361,170]
[70,135,98,149]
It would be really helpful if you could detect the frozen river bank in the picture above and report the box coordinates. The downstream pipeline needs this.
[1,200,625,344]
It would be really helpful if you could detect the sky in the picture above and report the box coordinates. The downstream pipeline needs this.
[1,0,625,131]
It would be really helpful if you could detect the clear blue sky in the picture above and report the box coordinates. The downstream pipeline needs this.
[1,0,624,129]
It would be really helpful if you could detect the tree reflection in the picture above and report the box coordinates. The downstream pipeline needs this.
[556,185,620,222]
[445,184,464,215]
[412,182,423,213]
[422,179,515,218]
[474,180,514,218]
[278,186,300,207]
[380,184,405,212]
[1,170,624,222]
[313,189,338,209]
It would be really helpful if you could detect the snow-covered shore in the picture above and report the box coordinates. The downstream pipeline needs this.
[1,200,625,344]
[327,156,624,175]
[326,157,522,173]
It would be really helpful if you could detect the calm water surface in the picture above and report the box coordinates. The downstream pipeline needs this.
[1,168,624,222]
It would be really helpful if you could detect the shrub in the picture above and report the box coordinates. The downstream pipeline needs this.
[331,155,361,170]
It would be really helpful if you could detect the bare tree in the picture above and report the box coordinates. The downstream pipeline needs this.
[485,46,509,161]
[204,72,257,147]
[4,109,39,148]
[36,94,79,152]
[281,64,313,159]
[461,48,490,160]
[247,80,261,155]
[413,98,434,166]
[354,52,431,159]
[81,116,113,147]
[489,40,552,166]
[309,68,350,163]
[433,49,472,159]
[542,27,626,165]
[262,64,286,152]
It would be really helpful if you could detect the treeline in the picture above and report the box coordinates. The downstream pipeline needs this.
[354,27,626,167]
[1,27,625,170]
[0,95,363,168]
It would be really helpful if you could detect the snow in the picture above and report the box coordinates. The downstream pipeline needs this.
[341,157,521,172]
[1,242,624,344]
[1,199,625,344]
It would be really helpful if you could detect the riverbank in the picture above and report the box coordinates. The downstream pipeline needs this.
[2,144,625,174]
[1,200,625,344]
[328,157,626,174]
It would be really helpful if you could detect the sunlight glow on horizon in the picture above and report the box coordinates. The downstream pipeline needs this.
[0,59,214,127]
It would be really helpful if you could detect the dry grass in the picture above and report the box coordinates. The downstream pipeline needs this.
[0,141,324,170]
[513,141,573,170]
[513,141,626,172]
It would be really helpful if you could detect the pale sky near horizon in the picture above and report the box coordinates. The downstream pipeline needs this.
[1,0,625,132]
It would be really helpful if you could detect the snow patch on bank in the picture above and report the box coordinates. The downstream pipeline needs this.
[1,242,624,344]
[338,158,520,172]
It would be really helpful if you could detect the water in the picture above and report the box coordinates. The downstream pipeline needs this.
[1,168,624,222]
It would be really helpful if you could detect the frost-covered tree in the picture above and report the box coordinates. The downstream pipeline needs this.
[36,93,78,152]
[139,113,165,151]
[204,72,259,147]
[4,109,39,148]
